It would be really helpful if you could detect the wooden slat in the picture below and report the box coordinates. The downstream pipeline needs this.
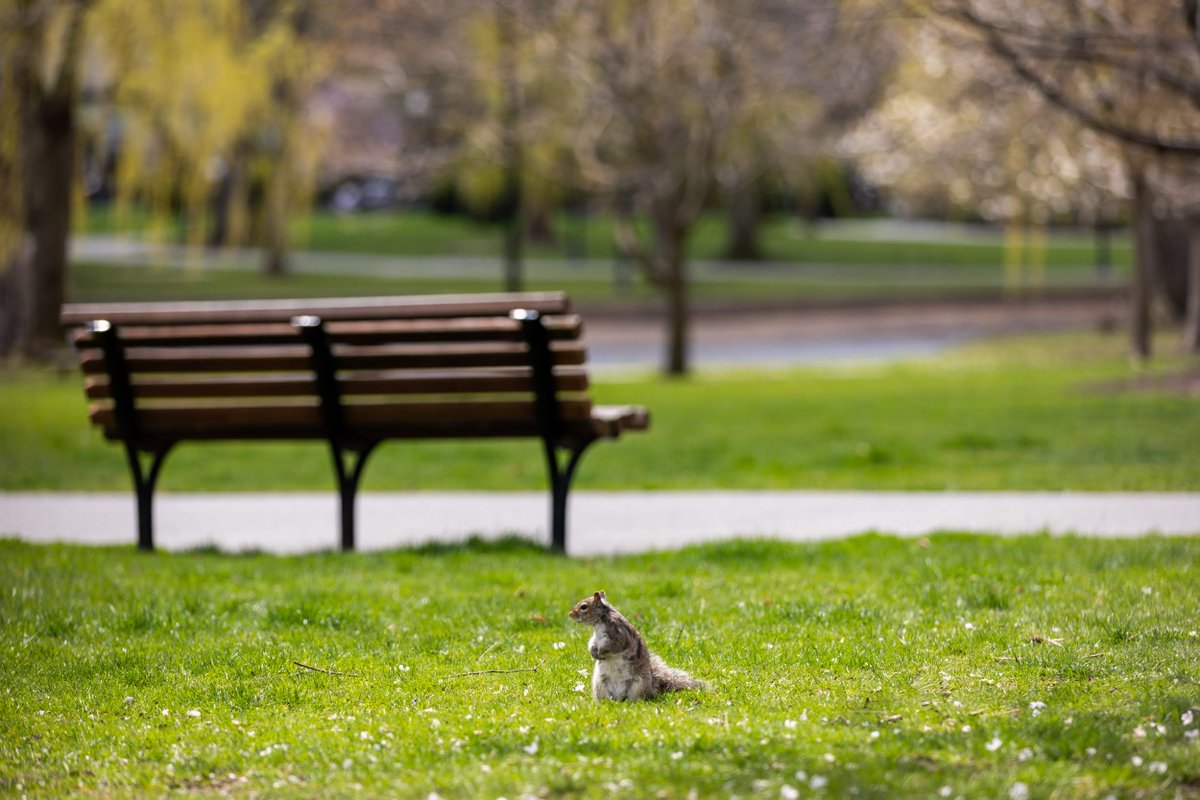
[61,292,569,327]
[589,404,651,438]
[78,342,588,375]
[70,315,583,349]
[84,367,590,400]
[90,398,595,438]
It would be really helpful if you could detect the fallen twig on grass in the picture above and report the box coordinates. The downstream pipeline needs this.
[446,660,543,679]
[293,660,358,677]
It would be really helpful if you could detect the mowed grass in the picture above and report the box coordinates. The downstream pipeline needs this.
[0,535,1197,798]
[83,205,1132,271]
[2,331,1198,492]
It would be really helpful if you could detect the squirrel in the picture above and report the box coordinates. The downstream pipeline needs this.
[568,590,703,701]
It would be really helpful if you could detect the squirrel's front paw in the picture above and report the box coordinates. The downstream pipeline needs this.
[588,644,601,660]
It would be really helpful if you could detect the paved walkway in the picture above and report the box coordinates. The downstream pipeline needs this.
[2,491,1197,556]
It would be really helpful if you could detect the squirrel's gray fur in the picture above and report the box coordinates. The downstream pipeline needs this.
[568,590,703,701]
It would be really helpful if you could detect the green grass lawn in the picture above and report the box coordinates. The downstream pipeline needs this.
[83,205,1132,269]
[2,331,1197,493]
[1,534,1197,797]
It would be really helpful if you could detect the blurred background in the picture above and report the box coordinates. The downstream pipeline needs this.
[1,0,1198,375]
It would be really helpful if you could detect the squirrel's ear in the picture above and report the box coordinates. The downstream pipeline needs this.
[597,590,607,601]
[593,590,604,603]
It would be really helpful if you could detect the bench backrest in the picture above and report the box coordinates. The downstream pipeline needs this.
[61,292,597,449]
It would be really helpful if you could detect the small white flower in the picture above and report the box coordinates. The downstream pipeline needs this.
[961,725,972,733]
[1182,709,1195,726]
[552,642,566,650]
[1142,587,1152,595]
[1148,762,1167,775]
[823,753,835,763]
[1086,747,1097,756]
[784,719,798,730]
[869,730,880,740]
[939,787,952,798]
[186,709,200,718]
[964,622,975,631]
[1018,748,1033,762]
[986,737,1003,752]
[671,751,683,760]
[1029,701,1046,717]
[523,738,539,755]
[794,771,807,782]
[161,709,170,717]
[1131,755,1144,767]
[810,775,828,790]
[1185,729,1198,741]
[480,764,491,773]
[781,785,800,800]
[1190,631,1197,637]
[518,726,530,734]
[1133,725,1147,739]
[1009,782,1029,800]
[573,683,586,693]
[1154,723,1167,735]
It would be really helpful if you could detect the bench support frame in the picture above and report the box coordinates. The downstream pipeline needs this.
[90,320,173,551]
[294,315,380,552]
[512,309,596,553]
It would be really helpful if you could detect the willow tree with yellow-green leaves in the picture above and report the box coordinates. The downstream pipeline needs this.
[87,0,329,275]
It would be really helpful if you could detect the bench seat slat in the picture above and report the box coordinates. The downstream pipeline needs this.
[78,342,588,374]
[61,292,570,327]
[84,367,591,400]
[90,398,596,437]
[70,315,583,348]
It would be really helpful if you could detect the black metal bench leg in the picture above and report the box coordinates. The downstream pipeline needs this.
[330,443,379,552]
[123,444,171,551]
[544,439,594,553]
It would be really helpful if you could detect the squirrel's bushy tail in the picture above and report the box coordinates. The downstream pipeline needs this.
[650,655,704,694]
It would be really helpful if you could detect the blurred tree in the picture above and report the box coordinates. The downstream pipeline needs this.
[560,0,875,375]
[87,0,328,275]
[0,0,91,358]
[347,0,575,291]
[718,0,895,261]
[925,0,1200,356]
[842,20,1129,284]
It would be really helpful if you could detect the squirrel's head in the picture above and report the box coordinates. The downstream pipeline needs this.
[568,590,608,624]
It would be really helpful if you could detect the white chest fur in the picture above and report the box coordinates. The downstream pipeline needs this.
[589,629,648,700]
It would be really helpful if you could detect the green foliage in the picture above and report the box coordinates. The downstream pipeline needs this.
[2,331,1196,492]
[0,535,1197,797]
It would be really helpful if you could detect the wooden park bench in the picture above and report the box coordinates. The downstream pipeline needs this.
[60,292,648,553]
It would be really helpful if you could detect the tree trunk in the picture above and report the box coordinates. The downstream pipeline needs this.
[1151,217,1193,321]
[1130,174,1156,361]
[2,4,81,359]
[497,1,523,294]
[1182,225,1200,355]
[724,180,764,261]
[654,218,689,376]
[262,164,290,277]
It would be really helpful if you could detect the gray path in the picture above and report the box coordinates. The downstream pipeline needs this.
[2,491,1196,557]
